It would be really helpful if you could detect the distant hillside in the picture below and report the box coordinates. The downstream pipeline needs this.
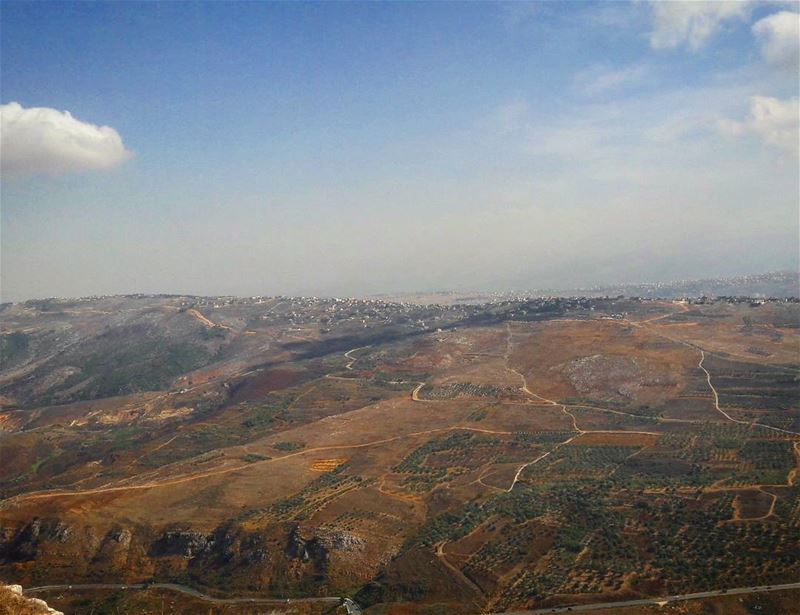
[376,271,800,304]
[565,271,800,300]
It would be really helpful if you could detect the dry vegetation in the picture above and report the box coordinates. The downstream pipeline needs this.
[1,295,798,613]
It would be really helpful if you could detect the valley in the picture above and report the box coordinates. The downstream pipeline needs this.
[1,294,798,613]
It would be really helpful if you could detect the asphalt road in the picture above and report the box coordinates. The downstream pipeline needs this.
[24,582,343,606]
[498,581,800,614]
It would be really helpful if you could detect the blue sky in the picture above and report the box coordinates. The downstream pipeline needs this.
[1,1,798,300]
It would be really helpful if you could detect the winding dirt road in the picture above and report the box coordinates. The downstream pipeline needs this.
[186,308,232,330]
[698,349,800,436]
[1,426,521,506]
[435,541,485,608]
[344,346,370,370]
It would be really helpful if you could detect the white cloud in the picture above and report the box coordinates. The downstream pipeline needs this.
[719,95,799,154]
[753,10,800,69]
[648,1,753,50]
[574,64,647,96]
[1,102,133,178]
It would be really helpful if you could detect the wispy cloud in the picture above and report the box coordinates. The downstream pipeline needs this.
[647,1,754,50]
[574,64,648,97]
[719,95,799,155]
[0,102,133,178]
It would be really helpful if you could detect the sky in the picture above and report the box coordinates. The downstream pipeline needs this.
[1,1,798,301]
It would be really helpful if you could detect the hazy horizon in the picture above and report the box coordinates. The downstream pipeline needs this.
[2,269,796,304]
[2,2,798,303]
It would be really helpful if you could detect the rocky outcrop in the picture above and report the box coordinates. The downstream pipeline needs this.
[3,519,79,562]
[286,526,311,561]
[322,531,365,552]
[1,518,340,593]
[241,534,269,564]
[558,354,676,401]
[93,527,133,566]
[48,522,72,543]
[151,529,209,558]
[0,584,64,615]
[285,526,329,574]
[9,519,43,561]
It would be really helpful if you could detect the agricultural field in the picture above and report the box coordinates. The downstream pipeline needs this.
[0,295,798,613]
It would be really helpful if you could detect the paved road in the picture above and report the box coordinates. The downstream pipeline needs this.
[24,580,800,614]
[497,581,800,614]
[24,582,344,606]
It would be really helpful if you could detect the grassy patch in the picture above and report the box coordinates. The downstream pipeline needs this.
[273,441,305,452]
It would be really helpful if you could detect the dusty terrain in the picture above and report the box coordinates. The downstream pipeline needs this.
[0,294,798,613]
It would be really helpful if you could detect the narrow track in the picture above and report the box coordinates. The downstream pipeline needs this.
[698,349,800,436]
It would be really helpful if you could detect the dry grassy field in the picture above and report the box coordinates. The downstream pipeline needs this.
[1,295,798,613]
